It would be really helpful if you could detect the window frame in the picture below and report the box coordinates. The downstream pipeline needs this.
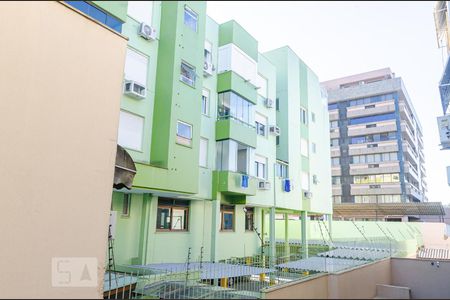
[122,194,131,217]
[183,5,198,32]
[220,205,235,231]
[176,120,193,147]
[202,88,210,116]
[180,61,196,87]
[156,199,190,232]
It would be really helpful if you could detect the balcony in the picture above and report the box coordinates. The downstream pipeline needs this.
[330,128,340,139]
[399,102,415,130]
[351,183,402,195]
[400,121,416,146]
[347,120,397,137]
[348,140,398,156]
[404,161,419,182]
[215,116,257,148]
[402,141,419,166]
[405,182,423,202]
[330,146,340,157]
[329,109,339,121]
[332,185,342,196]
[349,162,400,175]
[212,170,257,198]
[346,100,395,119]
[331,166,341,176]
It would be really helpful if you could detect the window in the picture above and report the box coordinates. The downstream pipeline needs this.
[156,198,189,231]
[301,108,308,125]
[199,138,208,167]
[216,140,255,175]
[180,61,196,87]
[311,112,316,123]
[333,196,341,204]
[218,92,255,126]
[353,173,400,184]
[204,41,212,65]
[332,176,341,185]
[302,172,310,191]
[276,98,280,111]
[176,121,192,146]
[122,194,131,217]
[221,205,235,231]
[348,93,395,107]
[331,157,340,166]
[348,112,396,125]
[328,103,338,110]
[312,142,317,154]
[276,136,280,146]
[330,120,338,129]
[118,110,144,151]
[65,1,123,32]
[127,1,153,24]
[276,161,289,178]
[255,113,267,136]
[254,155,267,179]
[245,207,254,231]
[202,89,210,116]
[124,48,148,85]
[184,6,198,32]
[330,139,339,147]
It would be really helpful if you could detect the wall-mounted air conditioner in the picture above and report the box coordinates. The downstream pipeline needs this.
[203,61,214,76]
[258,181,271,190]
[124,80,146,99]
[265,98,274,108]
[138,22,157,40]
[269,125,280,136]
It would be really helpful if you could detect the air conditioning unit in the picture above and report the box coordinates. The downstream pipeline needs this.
[265,98,274,108]
[269,125,280,136]
[303,191,313,199]
[138,22,157,40]
[203,61,214,76]
[124,80,146,99]
[258,181,271,190]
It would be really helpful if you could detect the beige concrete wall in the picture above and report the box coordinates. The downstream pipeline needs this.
[328,259,391,299]
[391,258,450,299]
[264,274,329,299]
[0,2,127,298]
[264,259,391,299]
[419,222,450,248]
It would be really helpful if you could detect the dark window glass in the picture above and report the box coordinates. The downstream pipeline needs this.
[65,1,123,33]
[245,207,254,231]
[328,103,338,110]
[348,112,396,125]
[122,194,131,216]
[156,198,189,231]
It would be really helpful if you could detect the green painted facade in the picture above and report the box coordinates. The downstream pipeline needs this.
[79,1,333,266]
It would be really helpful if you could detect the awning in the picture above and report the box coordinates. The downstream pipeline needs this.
[334,202,446,218]
[113,145,136,190]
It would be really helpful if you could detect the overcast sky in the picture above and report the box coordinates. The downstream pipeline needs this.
[207,1,450,205]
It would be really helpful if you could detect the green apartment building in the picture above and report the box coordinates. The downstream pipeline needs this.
[64,1,332,266]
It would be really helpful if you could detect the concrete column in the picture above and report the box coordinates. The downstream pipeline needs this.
[210,197,221,262]
[138,194,151,265]
[301,211,309,259]
[284,213,290,260]
[269,207,276,284]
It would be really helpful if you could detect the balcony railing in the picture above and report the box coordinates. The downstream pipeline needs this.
[217,115,256,129]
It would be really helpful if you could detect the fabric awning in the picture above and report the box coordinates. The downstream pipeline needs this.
[334,202,446,218]
[113,145,136,190]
